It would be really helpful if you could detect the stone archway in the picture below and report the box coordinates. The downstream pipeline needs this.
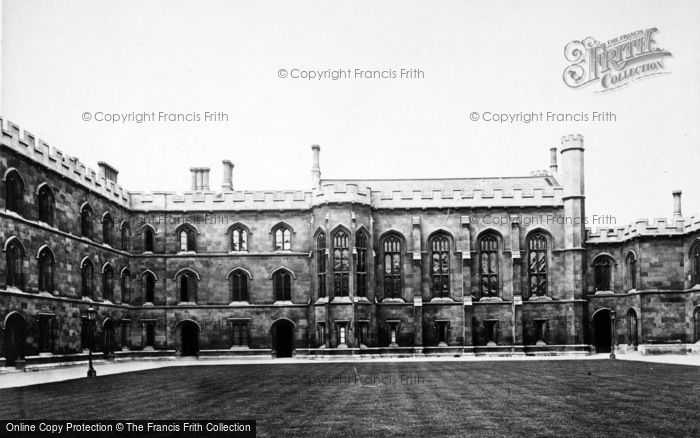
[3,313,26,367]
[103,319,115,357]
[592,309,612,353]
[178,320,200,357]
[626,309,639,350]
[271,319,295,358]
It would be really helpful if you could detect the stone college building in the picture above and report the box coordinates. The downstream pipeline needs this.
[1,118,699,368]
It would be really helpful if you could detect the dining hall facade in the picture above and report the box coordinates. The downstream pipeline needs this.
[1,118,699,368]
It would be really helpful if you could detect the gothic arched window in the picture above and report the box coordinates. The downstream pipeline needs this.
[143,227,155,252]
[121,222,131,251]
[5,238,25,289]
[527,233,548,297]
[430,235,450,297]
[4,170,24,215]
[102,213,114,246]
[626,252,637,291]
[143,271,156,303]
[38,247,55,293]
[178,226,196,252]
[273,270,292,301]
[333,231,350,297]
[37,184,55,225]
[178,271,197,302]
[120,269,131,303]
[317,233,327,298]
[356,232,368,297]
[229,270,249,302]
[691,243,700,286]
[594,256,614,292]
[479,235,499,298]
[230,226,248,251]
[383,236,402,299]
[103,264,114,301]
[274,226,291,251]
[81,258,95,298]
[80,204,94,239]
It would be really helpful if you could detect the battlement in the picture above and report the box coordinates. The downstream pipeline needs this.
[561,134,584,143]
[586,215,700,243]
[0,118,130,207]
[130,190,312,211]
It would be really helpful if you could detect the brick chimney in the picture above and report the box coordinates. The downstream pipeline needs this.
[672,190,682,220]
[549,147,558,175]
[221,160,234,191]
[190,167,210,191]
[98,161,119,183]
[311,145,321,188]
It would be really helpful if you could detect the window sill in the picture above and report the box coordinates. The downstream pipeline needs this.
[178,301,197,305]
[274,300,294,305]
[528,295,551,302]
[229,250,249,254]
[331,296,352,304]
[229,301,250,306]
[479,297,503,302]
[230,345,250,350]
[143,302,154,307]
[177,251,197,255]
[354,296,371,303]
[430,297,454,303]
[594,290,615,295]
[315,297,329,304]
[381,298,405,304]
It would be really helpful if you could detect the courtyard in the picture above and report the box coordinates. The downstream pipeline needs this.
[0,358,698,437]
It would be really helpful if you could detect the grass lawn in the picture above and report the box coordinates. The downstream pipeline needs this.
[0,360,698,437]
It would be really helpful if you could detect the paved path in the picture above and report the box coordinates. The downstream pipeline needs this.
[0,353,697,389]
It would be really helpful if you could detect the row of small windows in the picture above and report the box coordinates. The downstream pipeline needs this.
[2,238,293,303]
[5,170,56,225]
[5,237,700,303]
[2,169,291,253]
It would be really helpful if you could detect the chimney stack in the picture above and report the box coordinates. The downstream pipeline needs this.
[190,167,210,191]
[98,161,119,184]
[311,144,321,188]
[549,147,558,175]
[221,160,234,191]
[672,190,682,220]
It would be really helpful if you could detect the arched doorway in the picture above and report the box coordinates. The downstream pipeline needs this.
[179,321,199,356]
[626,309,639,350]
[592,309,612,353]
[103,319,115,357]
[3,313,26,367]
[271,319,295,358]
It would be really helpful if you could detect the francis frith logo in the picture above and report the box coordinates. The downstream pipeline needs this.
[563,28,672,92]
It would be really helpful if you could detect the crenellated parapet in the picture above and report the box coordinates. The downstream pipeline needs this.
[586,215,700,243]
[130,190,313,211]
[311,182,372,206]
[368,186,564,209]
[0,118,130,206]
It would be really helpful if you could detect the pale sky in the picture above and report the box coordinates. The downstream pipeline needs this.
[1,0,699,227]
